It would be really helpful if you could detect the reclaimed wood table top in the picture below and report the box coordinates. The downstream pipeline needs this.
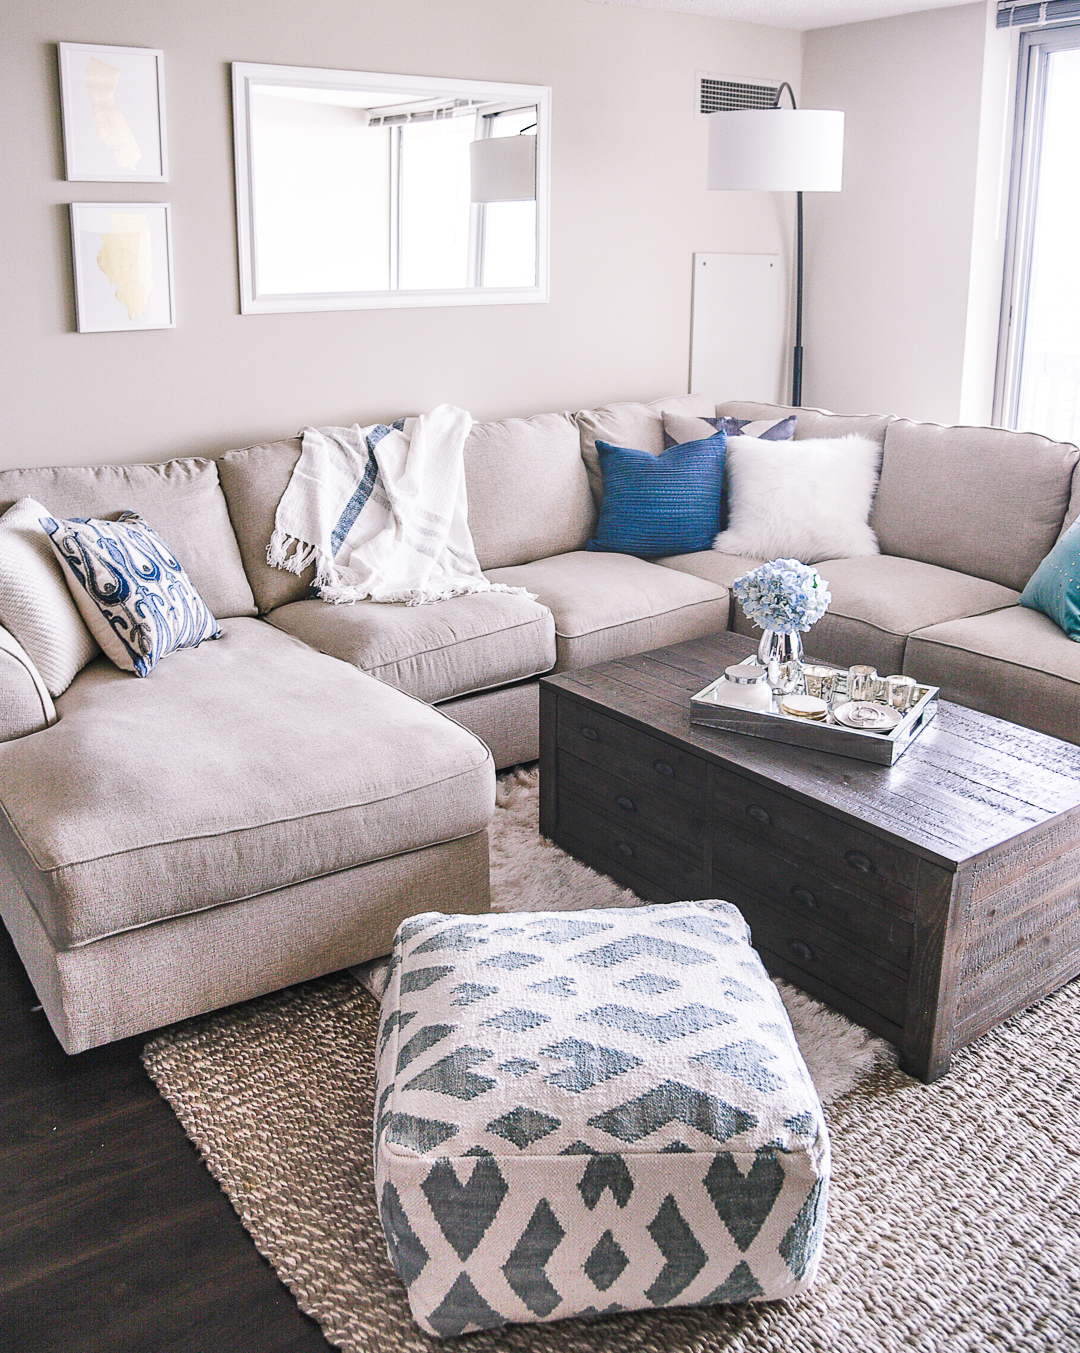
[541,632,1080,872]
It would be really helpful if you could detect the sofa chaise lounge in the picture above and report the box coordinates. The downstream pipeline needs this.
[1,394,1077,1053]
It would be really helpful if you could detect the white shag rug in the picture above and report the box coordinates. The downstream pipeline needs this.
[356,766,892,1104]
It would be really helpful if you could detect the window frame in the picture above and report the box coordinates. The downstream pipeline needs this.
[994,23,1080,431]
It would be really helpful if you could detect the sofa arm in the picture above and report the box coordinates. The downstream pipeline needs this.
[0,624,56,742]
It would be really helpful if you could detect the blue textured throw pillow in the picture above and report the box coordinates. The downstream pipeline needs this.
[42,511,221,677]
[1019,518,1080,641]
[587,433,726,557]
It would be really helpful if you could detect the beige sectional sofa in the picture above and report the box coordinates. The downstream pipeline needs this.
[1,392,1077,1053]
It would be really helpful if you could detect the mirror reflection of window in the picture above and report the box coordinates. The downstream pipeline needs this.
[249,88,392,294]
[477,107,538,289]
[398,118,474,290]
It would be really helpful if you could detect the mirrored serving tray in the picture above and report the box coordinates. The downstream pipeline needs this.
[689,660,939,765]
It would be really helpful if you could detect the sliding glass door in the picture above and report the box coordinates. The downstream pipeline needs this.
[997,26,1080,443]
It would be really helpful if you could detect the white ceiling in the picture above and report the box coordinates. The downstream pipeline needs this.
[588,0,980,31]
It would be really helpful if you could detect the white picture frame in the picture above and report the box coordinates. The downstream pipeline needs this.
[59,42,168,182]
[70,202,176,332]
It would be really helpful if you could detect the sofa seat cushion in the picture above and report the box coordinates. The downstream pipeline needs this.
[655,549,763,593]
[0,617,494,948]
[905,606,1080,746]
[266,593,556,703]
[653,550,762,627]
[725,555,1019,676]
[0,458,257,620]
[484,552,729,671]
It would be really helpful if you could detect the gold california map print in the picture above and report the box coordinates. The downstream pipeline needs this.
[84,56,142,171]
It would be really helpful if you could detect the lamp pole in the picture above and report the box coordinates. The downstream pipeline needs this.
[773,82,804,407]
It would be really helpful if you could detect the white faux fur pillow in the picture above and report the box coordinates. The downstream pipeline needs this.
[714,433,881,563]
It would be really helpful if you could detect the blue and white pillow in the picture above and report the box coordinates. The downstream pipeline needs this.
[587,434,726,558]
[41,511,221,677]
[663,412,797,450]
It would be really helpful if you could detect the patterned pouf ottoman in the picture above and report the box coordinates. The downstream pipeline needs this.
[373,900,830,1338]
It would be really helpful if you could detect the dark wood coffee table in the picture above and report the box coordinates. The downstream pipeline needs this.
[539,632,1080,1082]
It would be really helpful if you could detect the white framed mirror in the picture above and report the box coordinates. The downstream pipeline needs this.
[232,63,551,313]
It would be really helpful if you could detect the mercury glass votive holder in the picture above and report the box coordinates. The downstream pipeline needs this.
[848,665,877,702]
[887,674,917,712]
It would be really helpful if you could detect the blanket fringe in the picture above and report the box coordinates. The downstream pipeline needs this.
[267,528,320,577]
[316,577,536,607]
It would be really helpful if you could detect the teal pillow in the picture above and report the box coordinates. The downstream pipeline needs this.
[586,434,726,558]
[1019,518,1080,640]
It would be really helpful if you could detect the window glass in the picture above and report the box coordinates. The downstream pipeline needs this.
[1014,46,1080,443]
[398,117,475,291]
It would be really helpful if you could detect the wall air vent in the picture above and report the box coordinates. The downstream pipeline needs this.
[696,72,781,119]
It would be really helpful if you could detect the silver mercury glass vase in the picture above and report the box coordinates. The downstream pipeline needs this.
[757,628,804,694]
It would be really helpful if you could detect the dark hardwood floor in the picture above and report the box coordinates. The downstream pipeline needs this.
[0,925,335,1353]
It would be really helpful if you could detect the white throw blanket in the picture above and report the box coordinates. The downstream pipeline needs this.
[268,405,523,606]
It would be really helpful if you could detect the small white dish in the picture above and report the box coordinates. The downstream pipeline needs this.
[833,700,903,731]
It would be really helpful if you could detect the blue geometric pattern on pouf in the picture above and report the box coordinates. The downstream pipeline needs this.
[373,900,831,1338]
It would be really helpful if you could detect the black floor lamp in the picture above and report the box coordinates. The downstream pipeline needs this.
[706,84,844,407]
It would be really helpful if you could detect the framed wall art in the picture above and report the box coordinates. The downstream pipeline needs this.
[58,42,168,182]
[70,202,175,332]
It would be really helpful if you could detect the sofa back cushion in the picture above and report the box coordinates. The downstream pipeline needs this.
[217,439,311,614]
[0,459,256,619]
[715,400,894,446]
[872,419,1080,591]
[465,411,595,569]
[576,394,715,504]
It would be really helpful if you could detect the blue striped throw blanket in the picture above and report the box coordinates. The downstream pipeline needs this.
[268,404,526,606]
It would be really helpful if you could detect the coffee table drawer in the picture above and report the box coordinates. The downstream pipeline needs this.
[557,793,709,897]
[717,878,909,1028]
[713,767,919,905]
[557,699,706,802]
[558,749,707,855]
[713,834,914,969]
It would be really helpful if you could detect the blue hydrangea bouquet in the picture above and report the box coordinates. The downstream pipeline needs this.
[732,559,832,634]
[732,560,831,692]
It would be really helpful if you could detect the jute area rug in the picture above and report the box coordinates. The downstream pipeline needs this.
[142,770,1080,1352]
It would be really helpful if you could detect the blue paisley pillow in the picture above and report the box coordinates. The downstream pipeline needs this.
[41,511,221,677]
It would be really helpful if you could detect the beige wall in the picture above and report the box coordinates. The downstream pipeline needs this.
[801,2,999,424]
[0,0,801,470]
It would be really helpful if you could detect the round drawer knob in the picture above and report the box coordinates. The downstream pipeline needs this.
[845,850,875,874]
[746,804,772,827]
[615,840,636,859]
[580,725,599,742]
[788,939,815,963]
[615,795,636,813]
[653,759,675,778]
[791,886,817,909]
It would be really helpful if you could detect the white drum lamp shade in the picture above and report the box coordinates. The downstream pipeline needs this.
[470,134,537,203]
[706,105,844,406]
[707,109,844,193]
